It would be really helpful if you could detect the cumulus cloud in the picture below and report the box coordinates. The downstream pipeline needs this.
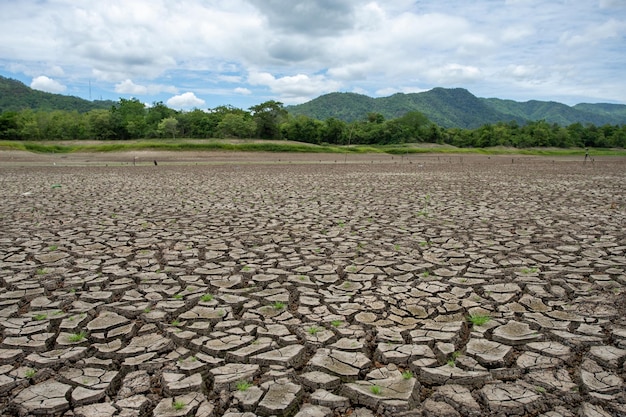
[248,71,342,103]
[115,79,148,95]
[166,92,205,109]
[30,76,66,93]
[234,87,252,95]
[115,79,178,95]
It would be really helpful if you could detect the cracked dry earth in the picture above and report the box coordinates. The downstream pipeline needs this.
[0,155,625,417]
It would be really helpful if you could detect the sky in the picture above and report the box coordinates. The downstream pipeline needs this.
[1,0,625,110]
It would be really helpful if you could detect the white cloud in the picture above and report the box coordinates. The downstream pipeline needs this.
[30,75,66,93]
[166,92,205,109]
[248,71,342,103]
[115,79,148,95]
[375,86,428,97]
[427,64,482,84]
[115,79,178,95]
[234,87,252,95]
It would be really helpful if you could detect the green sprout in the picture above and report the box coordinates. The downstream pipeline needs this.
[172,400,186,410]
[173,293,183,300]
[236,380,253,391]
[201,293,214,302]
[272,301,286,310]
[68,331,87,343]
[402,370,413,380]
[25,369,36,378]
[171,320,181,326]
[330,320,343,327]
[48,245,58,251]
[446,359,456,367]
[468,314,491,326]
[521,267,539,274]
[36,268,48,275]
[370,385,382,395]
[307,326,321,335]
[33,313,47,321]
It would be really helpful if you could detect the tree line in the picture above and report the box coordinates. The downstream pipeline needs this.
[0,98,624,148]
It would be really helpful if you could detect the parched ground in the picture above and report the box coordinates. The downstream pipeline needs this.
[0,151,624,417]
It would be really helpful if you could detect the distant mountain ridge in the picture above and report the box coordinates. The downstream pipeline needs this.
[287,88,626,128]
[0,76,115,113]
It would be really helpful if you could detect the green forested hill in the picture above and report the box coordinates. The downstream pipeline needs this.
[288,87,626,128]
[0,76,115,113]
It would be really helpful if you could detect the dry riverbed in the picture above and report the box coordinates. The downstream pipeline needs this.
[0,151,624,416]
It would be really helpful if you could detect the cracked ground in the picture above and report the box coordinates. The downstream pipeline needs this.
[0,152,624,417]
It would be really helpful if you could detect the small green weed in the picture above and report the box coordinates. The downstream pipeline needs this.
[370,385,382,395]
[68,331,87,343]
[402,370,413,379]
[307,326,321,335]
[36,268,48,275]
[330,320,343,327]
[201,293,214,302]
[446,359,456,367]
[236,380,253,391]
[173,293,183,300]
[172,400,185,410]
[33,313,47,321]
[171,320,180,326]
[49,245,58,251]
[25,369,36,378]
[272,301,286,310]
[468,314,491,326]
[521,267,538,274]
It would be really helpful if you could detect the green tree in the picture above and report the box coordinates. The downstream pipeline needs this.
[321,117,346,144]
[158,117,179,138]
[146,102,176,137]
[250,100,287,139]
[217,113,256,138]
[111,98,147,139]
[0,111,20,140]
[87,109,116,140]
[281,115,323,144]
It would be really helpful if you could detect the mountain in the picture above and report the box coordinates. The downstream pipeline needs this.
[287,88,626,128]
[0,76,115,113]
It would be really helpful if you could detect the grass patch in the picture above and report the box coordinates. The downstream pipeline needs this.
[272,301,286,310]
[468,314,491,326]
[330,320,343,327]
[48,245,58,251]
[402,370,413,380]
[33,313,47,321]
[68,331,87,343]
[172,400,186,410]
[370,385,382,395]
[200,293,214,302]
[307,326,321,335]
[25,369,36,378]
[2,140,626,157]
[236,380,253,391]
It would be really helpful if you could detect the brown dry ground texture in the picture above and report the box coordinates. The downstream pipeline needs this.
[0,150,625,417]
